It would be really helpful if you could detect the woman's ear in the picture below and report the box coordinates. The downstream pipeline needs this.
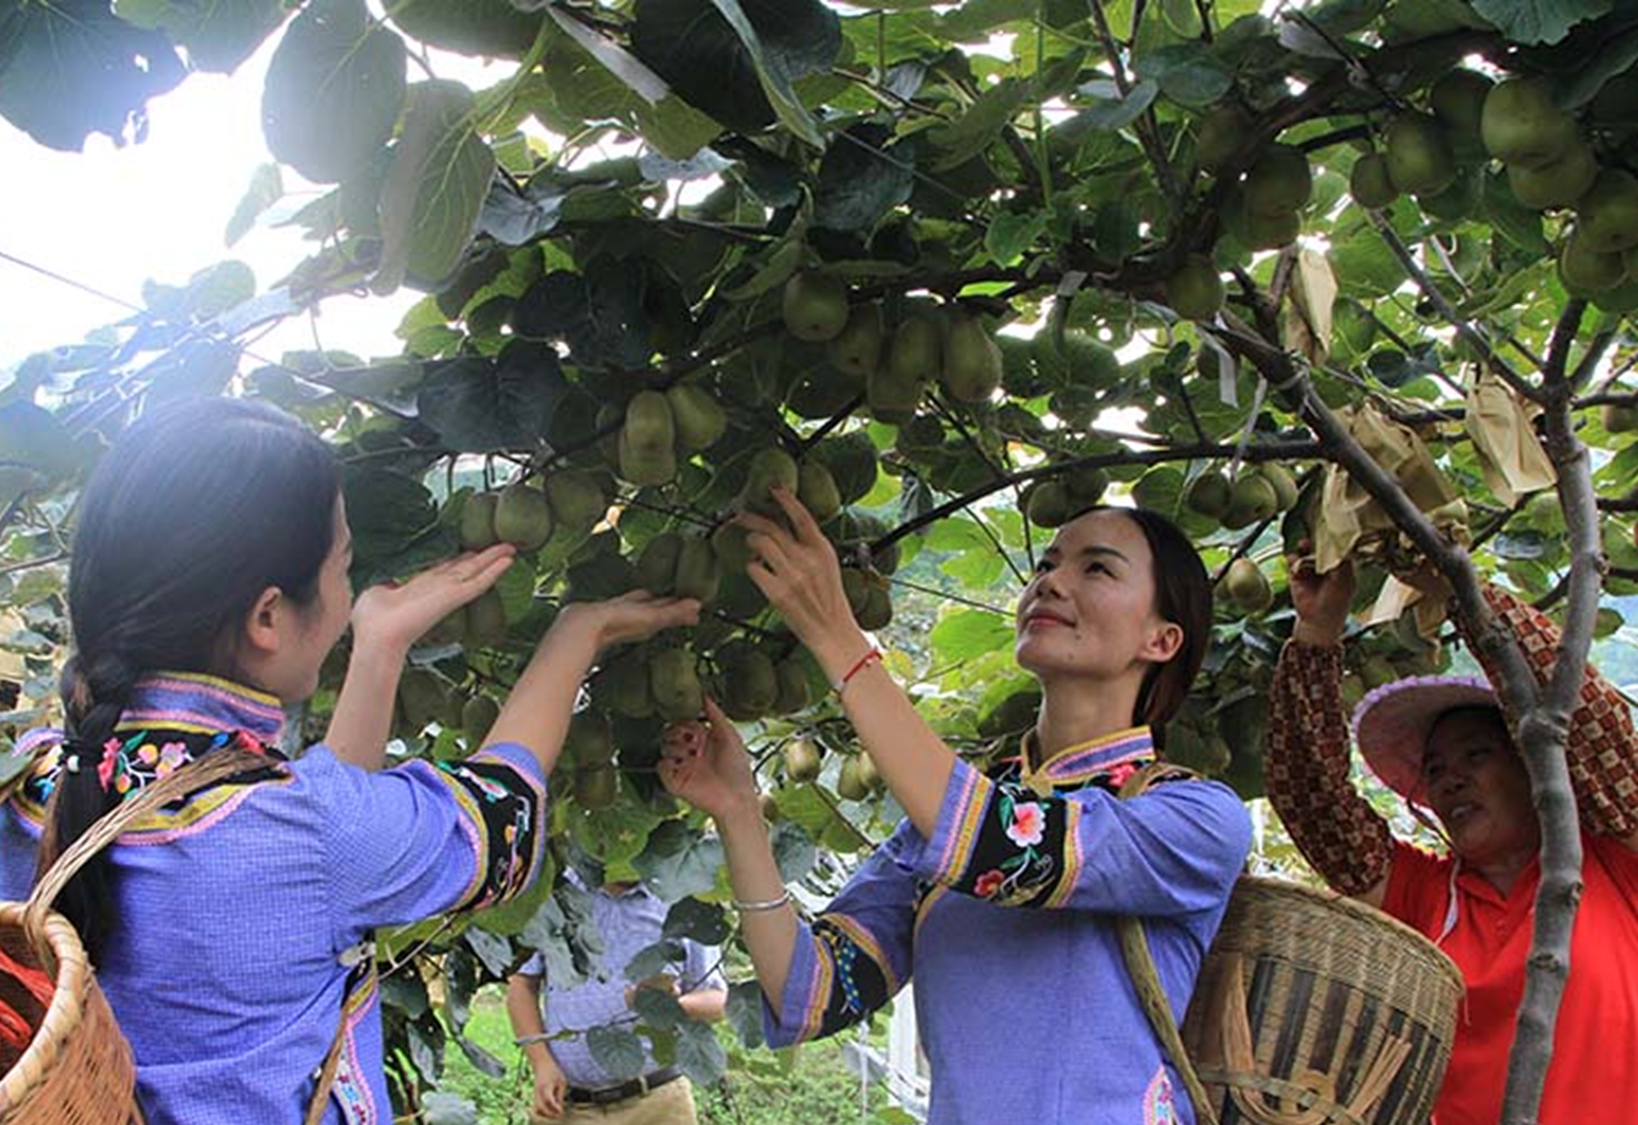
[1139,620,1185,665]
[240,585,287,659]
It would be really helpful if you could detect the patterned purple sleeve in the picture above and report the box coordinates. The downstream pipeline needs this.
[904,759,1250,916]
[764,830,918,1047]
[323,742,548,930]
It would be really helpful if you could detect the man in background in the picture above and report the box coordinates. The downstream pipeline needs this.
[506,868,728,1124]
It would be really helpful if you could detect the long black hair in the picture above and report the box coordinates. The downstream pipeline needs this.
[1069,505,1213,738]
[43,397,340,957]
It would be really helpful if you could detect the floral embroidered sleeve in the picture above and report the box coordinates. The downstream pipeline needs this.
[902,760,1250,917]
[325,742,548,932]
[1460,584,1638,837]
[1266,640,1395,897]
[763,829,917,1048]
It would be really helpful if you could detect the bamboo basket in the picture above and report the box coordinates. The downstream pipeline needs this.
[0,750,259,1124]
[1118,766,1464,1125]
[1178,878,1464,1125]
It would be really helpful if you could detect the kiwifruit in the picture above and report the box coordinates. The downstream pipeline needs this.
[460,492,499,550]
[493,482,552,552]
[1165,255,1225,322]
[667,383,727,453]
[1349,153,1399,209]
[826,301,884,382]
[1481,78,1576,169]
[1243,145,1313,216]
[1184,470,1233,519]
[1384,114,1456,196]
[941,311,1003,404]
[781,272,850,343]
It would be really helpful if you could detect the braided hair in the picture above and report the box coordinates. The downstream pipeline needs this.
[42,398,339,957]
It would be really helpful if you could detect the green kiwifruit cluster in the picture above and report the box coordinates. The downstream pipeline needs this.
[1183,464,1299,531]
[790,283,1008,420]
[613,382,728,489]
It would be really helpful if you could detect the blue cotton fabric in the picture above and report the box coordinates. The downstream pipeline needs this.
[763,728,1252,1125]
[0,674,547,1125]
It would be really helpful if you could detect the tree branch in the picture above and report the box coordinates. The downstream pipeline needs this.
[1085,0,1182,205]
[1543,299,1588,389]
[1570,330,1618,393]
[1501,371,1599,1125]
[1366,210,1537,400]
[1205,315,1545,728]
[869,438,1321,554]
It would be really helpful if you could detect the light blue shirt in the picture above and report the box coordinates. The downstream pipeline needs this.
[519,871,726,1089]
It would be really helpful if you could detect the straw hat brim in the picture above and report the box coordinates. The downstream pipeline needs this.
[1351,674,1498,802]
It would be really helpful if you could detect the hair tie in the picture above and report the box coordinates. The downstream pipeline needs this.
[63,754,80,775]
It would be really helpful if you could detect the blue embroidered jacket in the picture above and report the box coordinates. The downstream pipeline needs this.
[0,672,546,1125]
[763,727,1251,1125]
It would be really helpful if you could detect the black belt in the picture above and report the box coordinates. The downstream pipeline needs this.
[567,1066,683,1106]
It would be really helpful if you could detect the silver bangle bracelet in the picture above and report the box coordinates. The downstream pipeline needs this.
[733,890,792,913]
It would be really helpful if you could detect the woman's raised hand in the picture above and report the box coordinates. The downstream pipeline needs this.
[1289,556,1356,647]
[738,486,861,664]
[351,544,517,656]
[659,698,760,823]
[554,589,700,652]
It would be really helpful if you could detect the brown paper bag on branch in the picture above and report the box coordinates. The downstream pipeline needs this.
[1313,403,1466,575]
[1464,371,1556,505]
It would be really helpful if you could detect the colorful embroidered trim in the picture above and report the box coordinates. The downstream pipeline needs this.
[797,916,895,1042]
[114,671,285,744]
[426,757,543,911]
[930,750,1160,909]
[1020,726,1156,788]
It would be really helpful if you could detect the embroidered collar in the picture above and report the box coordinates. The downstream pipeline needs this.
[9,672,285,817]
[1015,727,1155,790]
[113,671,286,745]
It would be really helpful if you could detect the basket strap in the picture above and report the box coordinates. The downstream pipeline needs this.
[24,747,270,937]
[305,958,377,1125]
[1115,762,1221,1125]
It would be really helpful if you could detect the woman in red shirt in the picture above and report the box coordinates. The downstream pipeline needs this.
[1267,560,1638,1125]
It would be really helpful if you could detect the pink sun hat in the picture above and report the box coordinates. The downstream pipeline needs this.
[1351,673,1500,802]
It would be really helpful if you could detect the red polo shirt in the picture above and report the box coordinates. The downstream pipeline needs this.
[1383,833,1638,1125]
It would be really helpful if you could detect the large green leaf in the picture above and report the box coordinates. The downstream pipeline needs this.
[1469,0,1612,44]
[415,343,566,453]
[662,897,732,945]
[586,1026,648,1081]
[388,0,542,58]
[674,1020,729,1085]
[633,820,725,902]
[0,1,185,150]
[931,607,1015,661]
[927,78,1028,171]
[701,0,836,147]
[0,403,81,478]
[262,0,407,184]
[374,81,496,293]
[511,261,655,370]
[114,0,288,73]
[544,6,669,105]
[1134,42,1234,107]
[630,0,839,146]
[814,125,916,232]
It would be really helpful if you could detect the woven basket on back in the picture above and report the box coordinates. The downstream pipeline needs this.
[1179,878,1464,1125]
[0,750,260,1124]
[1118,766,1465,1125]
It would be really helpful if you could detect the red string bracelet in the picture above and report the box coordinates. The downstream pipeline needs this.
[833,647,883,696]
